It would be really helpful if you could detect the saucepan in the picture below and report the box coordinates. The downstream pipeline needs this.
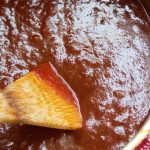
[124,1,150,149]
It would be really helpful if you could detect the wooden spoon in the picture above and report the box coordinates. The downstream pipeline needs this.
[0,62,82,130]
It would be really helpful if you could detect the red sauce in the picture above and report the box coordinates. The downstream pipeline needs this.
[0,0,150,149]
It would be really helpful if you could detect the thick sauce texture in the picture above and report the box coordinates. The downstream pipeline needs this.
[0,0,150,149]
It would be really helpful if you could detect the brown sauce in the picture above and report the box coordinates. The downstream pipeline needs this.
[0,0,150,149]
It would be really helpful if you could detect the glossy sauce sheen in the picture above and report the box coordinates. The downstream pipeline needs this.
[0,0,150,149]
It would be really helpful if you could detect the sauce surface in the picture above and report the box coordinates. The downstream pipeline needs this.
[0,0,150,149]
